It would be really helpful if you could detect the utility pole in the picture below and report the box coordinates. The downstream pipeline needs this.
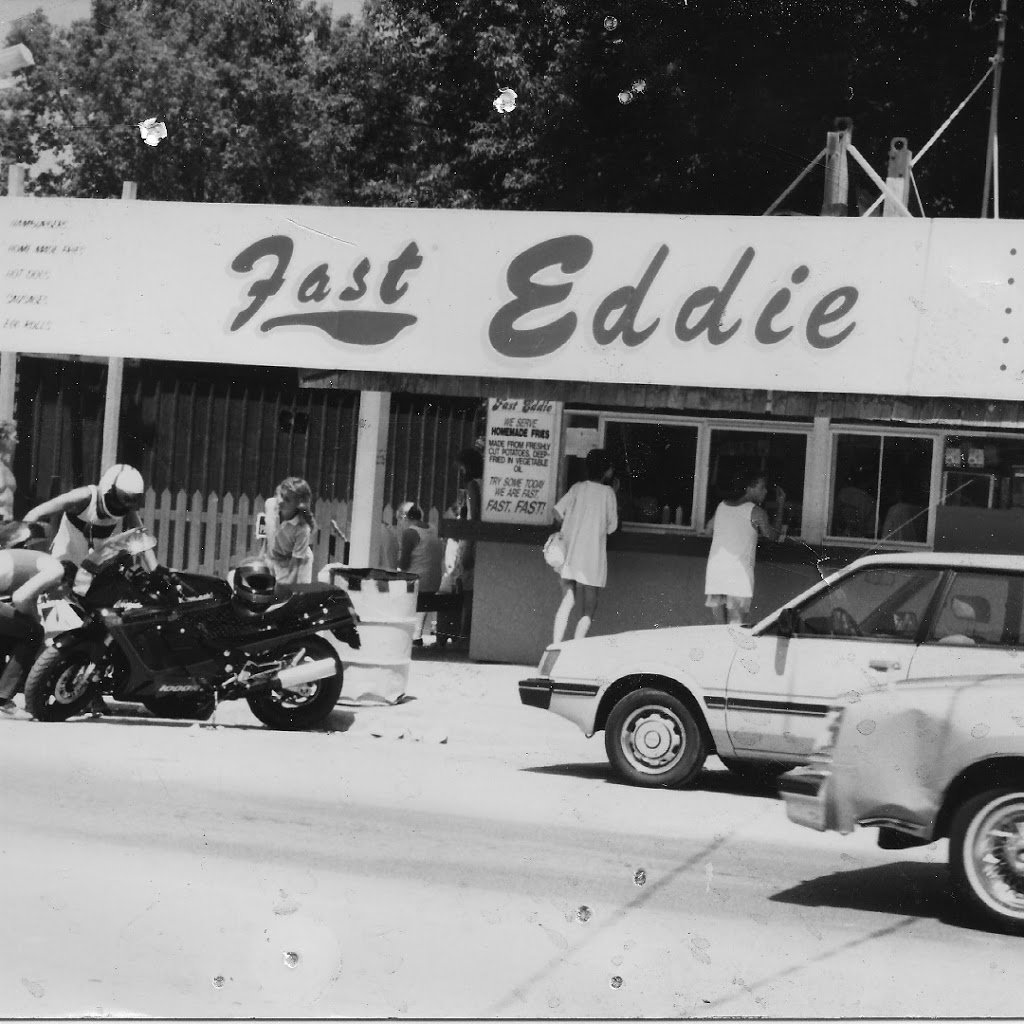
[981,0,1009,218]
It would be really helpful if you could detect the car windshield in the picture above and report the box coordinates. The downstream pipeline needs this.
[791,565,944,639]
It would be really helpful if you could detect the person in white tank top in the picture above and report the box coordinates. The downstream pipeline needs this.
[704,471,787,625]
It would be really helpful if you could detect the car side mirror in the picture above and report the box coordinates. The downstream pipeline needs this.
[776,607,799,638]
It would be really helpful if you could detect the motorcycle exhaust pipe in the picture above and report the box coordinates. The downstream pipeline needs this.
[276,657,337,693]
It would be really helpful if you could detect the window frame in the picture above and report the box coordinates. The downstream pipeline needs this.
[595,412,813,536]
[825,425,940,549]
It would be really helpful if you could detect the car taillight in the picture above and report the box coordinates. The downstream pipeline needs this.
[539,648,560,677]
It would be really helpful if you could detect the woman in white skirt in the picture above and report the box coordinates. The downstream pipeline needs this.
[552,449,618,643]
[704,470,787,625]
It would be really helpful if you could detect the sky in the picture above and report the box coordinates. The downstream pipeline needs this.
[1,0,364,36]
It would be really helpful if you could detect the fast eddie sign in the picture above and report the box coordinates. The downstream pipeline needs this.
[482,399,560,524]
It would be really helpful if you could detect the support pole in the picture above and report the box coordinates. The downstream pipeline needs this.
[100,181,135,471]
[0,165,26,426]
[982,0,1009,218]
[883,137,912,217]
[347,391,391,567]
[820,119,852,216]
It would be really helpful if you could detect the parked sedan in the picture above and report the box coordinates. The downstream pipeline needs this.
[781,674,1024,935]
[520,552,1024,787]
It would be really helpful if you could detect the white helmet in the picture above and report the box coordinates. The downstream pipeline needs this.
[99,463,145,516]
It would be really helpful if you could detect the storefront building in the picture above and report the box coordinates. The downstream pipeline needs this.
[2,198,1022,663]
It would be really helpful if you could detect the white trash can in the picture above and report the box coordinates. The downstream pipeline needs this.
[317,564,418,705]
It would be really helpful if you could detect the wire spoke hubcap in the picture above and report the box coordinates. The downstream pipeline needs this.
[970,799,1024,917]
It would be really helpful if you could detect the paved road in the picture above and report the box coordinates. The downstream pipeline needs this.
[1,661,1020,1017]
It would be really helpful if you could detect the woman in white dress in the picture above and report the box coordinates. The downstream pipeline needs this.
[552,449,618,643]
[704,470,786,625]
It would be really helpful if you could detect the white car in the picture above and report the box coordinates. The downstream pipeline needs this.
[781,675,1024,935]
[520,552,1024,787]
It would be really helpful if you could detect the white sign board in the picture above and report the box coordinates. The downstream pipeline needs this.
[1,198,1023,400]
[482,399,558,524]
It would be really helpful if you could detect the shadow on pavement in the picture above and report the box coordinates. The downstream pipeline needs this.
[770,860,974,928]
[521,761,784,799]
[58,701,363,734]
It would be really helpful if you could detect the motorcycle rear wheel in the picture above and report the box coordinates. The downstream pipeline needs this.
[24,646,103,721]
[246,637,344,731]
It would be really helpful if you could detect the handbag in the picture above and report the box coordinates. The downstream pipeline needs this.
[542,531,566,571]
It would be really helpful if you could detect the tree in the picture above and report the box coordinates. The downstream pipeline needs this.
[2,0,338,202]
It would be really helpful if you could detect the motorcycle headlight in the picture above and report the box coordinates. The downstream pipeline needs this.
[539,648,560,677]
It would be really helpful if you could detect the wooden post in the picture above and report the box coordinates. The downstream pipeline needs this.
[347,391,391,567]
[820,119,852,216]
[883,137,912,217]
[99,181,135,471]
[0,165,26,426]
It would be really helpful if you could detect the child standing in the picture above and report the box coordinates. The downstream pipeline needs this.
[266,477,315,584]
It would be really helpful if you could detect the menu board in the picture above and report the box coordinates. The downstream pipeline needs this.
[482,398,559,524]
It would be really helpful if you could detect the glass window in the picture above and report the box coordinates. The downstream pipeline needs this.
[706,429,807,535]
[604,420,698,526]
[791,566,944,641]
[942,435,1024,510]
[829,434,933,542]
[928,571,1023,647]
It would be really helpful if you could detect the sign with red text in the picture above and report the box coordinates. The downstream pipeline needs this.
[1,198,1022,400]
[482,399,558,524]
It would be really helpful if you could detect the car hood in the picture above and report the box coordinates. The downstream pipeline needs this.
[550,623,752,681]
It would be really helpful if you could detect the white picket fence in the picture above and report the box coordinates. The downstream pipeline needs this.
[143,489,349,577]
[140,489,445,578]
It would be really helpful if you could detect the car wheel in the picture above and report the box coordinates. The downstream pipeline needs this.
[720,757,792,785]
[949,787,1024,935]
[604,687,707,788]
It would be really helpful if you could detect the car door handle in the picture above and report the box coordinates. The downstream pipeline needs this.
[869,659,901,670]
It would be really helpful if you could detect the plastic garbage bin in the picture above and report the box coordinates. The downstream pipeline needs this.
[317,564,418,704]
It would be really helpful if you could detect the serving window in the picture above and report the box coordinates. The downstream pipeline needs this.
[706,429,807,535]
[604,419,698,527]
[828,432,933,543]
[941,434,1024,510]
[591,413,811,536]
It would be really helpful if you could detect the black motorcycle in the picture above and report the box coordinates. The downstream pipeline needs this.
[23,527,361,730]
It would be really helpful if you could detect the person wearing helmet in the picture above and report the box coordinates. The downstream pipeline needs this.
[24,465,155,716]
[0,522,73,719]
[24,464,156,571]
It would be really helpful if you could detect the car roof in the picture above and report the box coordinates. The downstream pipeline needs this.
[850,551,1024,570]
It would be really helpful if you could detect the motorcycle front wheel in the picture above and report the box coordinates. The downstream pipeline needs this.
[24,645,105,721]
[246,637,344,731]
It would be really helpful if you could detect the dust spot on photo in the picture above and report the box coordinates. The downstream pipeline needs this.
[690,934,712,965]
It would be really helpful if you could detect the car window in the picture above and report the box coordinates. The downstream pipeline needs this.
[927,571,1024,647]
[792,566,944,640]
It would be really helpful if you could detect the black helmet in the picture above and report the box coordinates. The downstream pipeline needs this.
[232,559,277,611]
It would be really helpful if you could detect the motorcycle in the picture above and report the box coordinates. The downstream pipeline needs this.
[22,526,361,729]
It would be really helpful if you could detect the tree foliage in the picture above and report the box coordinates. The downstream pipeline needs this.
[1,0,1019,216]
